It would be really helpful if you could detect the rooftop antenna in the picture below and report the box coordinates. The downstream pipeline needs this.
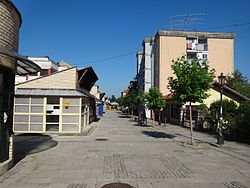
[168,13,206,31]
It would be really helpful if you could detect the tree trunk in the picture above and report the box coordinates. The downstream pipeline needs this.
[189,101,194,145]
[158,109,161,125]
[152,110,155,126]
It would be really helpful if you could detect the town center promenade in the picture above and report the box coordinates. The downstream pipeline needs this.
[0,111,249,188]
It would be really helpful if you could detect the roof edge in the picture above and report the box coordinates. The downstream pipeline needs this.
[156,30,235,39]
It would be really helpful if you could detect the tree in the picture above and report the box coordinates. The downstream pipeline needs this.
[123,90,137,116]
[226,70,250,98]
[207,99,238,135]
[145,87,165,126]
[109,95,117,103]
[168,57,215,145]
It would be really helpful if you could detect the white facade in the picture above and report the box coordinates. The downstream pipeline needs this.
[27,57,59,70]
[15,57,70,84]
[136,37,155,118]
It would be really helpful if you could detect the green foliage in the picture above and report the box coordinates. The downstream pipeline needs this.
[199,99,250,139]
[128,78,138,91]
[226,70,250,98]
[209,99,238,135]
[145,87,165,110]
[168,57,215,103]
[135,90,146,107]
[119,90,146,108]
[109,95,118,103]
[124,90,137,109]
[117,97,125,106]
[168,57,215,145]
[235,101,250,138]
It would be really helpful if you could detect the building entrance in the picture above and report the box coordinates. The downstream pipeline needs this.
[0,69,13,162]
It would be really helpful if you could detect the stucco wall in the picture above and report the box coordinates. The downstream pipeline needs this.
[16,68,77,89]
[208,38,234,77]
[187,88,239,107]
[159,36,186,95]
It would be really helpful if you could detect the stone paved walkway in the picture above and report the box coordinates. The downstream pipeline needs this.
[0,111,249,188]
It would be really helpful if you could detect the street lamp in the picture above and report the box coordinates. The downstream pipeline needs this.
[217,73,226,145]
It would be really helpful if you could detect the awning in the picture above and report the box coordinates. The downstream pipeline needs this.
[78,66,98,91]
[0,45,41,75]
[15,88,89,97]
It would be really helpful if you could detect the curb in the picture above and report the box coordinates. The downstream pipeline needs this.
[0,158,13,176]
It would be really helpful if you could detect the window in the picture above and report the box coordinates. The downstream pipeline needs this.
[202,54,208,60]
[14,97,44,132]
[29,72,38,76]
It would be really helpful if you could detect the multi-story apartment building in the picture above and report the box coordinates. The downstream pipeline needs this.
[136,37,155,92]
[136,37,155,118]
[154,30,234,95]
[136,30,235,122]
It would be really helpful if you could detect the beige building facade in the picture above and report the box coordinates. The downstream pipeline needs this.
[154,30,234,95]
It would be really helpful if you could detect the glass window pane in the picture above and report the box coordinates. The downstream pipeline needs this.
[63,106,79,113]
[15,97,29,104]
[15,105,29,113]
[31,98,43,104]
[14,123,28,131]
[31,106,43,113]
[46,124,59,131]
[62,115,79,123]
[30,115,43,122]
[46,115,59,123]
[62,124,79,132]
[63,98,79,105]
[14,115,29,122]
[30,124,43,131]
[47,97,60,104]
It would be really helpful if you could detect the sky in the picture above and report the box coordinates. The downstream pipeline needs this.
[13,0,250,97]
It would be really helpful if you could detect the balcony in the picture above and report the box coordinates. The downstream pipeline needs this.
[187,43,208,52]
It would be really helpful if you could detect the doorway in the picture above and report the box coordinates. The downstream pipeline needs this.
[46,97,60,132]
[0,69,13,162]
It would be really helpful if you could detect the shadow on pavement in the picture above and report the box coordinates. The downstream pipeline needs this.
[133,123,152,127]
[142,130,176,139]
[118,115,131,118]
[14,134,58,165]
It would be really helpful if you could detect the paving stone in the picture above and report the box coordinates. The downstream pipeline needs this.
[0,111,249,188]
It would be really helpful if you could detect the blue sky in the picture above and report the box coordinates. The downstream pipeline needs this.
[13,0,250,97]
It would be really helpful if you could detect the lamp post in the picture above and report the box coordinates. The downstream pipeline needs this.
[217,73,226,145]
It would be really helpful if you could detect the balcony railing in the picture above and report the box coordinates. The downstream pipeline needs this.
[187,43,208,51]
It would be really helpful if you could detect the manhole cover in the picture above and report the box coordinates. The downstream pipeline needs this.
[96,138,108,141]
[101,183,134,188]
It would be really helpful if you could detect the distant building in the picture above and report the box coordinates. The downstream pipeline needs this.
[121,88,129,97]
[15,57,72,84]
[90,85,106,116]
[90,85,101,100]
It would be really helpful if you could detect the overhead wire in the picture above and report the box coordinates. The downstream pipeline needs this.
[72,51,136,66]
[71,21,250,66]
